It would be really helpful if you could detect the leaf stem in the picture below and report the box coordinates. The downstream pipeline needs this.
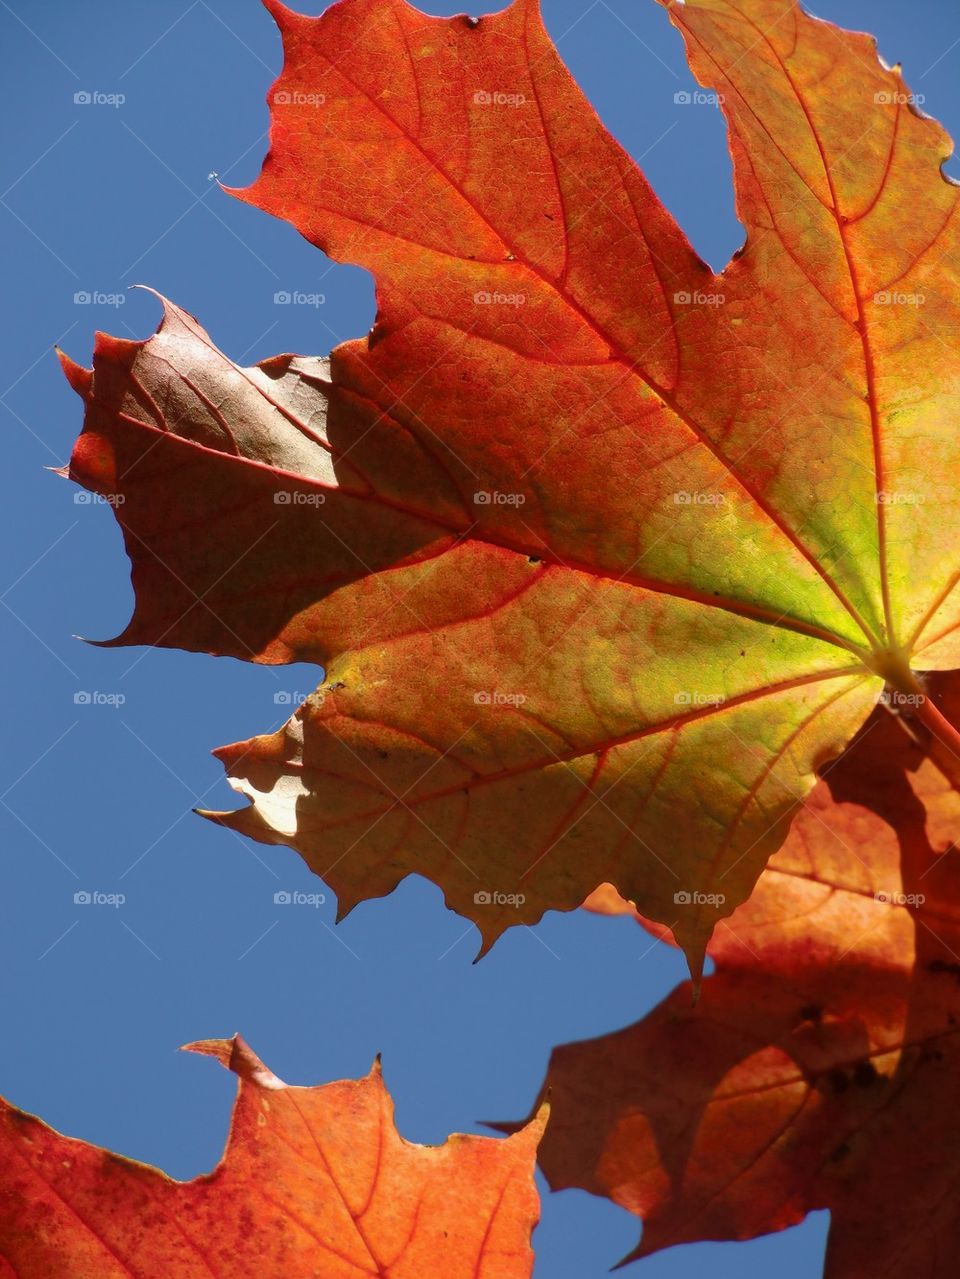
[913,690,960,770]
[885,661,960,791]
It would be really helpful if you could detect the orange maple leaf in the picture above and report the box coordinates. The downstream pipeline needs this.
[61,0,960,972]
[0,1034,545,1278]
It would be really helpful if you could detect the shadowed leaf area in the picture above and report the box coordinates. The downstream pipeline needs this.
[512,673,960,1275]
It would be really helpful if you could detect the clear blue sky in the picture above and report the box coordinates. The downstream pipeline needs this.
[1,1,957,1274]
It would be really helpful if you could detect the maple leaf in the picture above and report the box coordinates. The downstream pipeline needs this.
[0,1033,545,1278]
[509,675,960,1274]
[61,0,960,971]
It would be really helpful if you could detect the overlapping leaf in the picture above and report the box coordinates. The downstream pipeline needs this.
[62,0,960,967]
[0,1034,544,1277]
[511,675,960,1274]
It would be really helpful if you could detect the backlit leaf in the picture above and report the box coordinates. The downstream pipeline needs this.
[62,0,960,969]
[517,676,960,1274]
[0,1034,544,1278]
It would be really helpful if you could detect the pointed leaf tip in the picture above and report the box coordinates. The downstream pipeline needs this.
[684,941,706,1001]
[194,806,225,822]
[56,347,93,397]
[261,0,294,21]
[182,1034,287,1089]
[612,1239,650,1271]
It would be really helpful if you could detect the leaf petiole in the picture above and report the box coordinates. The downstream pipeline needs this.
[913,691,960,775]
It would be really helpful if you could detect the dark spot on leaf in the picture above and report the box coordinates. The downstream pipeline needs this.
[799,1003,822,1024]
[528,556,541,564]
[828,1068,850,1094]
[853,1060,879,1088]
[830,1141,851,1163]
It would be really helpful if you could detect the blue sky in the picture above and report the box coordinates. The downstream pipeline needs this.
[1,0,957,1274]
